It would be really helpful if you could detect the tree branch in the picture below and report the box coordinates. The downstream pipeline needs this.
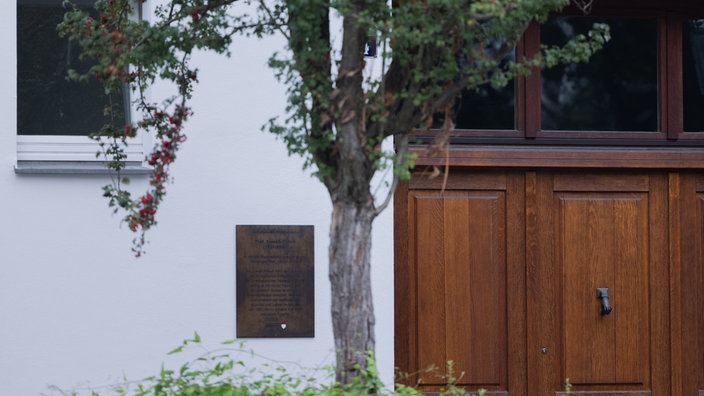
[286,0,336,190]
[373,133,408,217]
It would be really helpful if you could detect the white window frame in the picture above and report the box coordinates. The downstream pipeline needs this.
[14,0,150,175]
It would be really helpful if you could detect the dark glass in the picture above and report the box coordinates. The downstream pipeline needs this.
[453,81,515,130]
[433,47,516,130]
[541,17,658,131]
[17,0,126,135]
[683,19,704,132]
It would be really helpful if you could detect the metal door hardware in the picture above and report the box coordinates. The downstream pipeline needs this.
[597,287,612,315]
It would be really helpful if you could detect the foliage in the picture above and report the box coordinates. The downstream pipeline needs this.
[59,0,240,255]
[51,334,487,396]
[58,0,609,256]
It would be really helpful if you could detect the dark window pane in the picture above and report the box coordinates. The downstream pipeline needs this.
[684,19,704,132]
[432,82,515,131]
[541,17,658,131]
[433,46,516,131]
[17,0,126,136]
[453,81,515,130]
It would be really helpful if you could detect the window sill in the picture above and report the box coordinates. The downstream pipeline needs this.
[15,135,151,175]
[14,161,151,175]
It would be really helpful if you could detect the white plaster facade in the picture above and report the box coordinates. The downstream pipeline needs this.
[0,2,395,394]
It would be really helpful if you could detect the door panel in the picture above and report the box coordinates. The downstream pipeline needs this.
[415,191,508,390]
[406,171,525,394]
[529,172,669,395]
[559,193,648,386]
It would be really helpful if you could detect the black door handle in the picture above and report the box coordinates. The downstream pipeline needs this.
[597,288,612,315]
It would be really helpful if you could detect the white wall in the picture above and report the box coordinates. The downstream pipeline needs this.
[0,2,394,395]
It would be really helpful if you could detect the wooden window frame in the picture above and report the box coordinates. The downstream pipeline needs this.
[415,0,704,146]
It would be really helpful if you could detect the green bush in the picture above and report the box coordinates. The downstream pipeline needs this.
[50,333,487,396]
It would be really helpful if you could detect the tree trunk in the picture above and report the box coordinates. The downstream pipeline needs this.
[329,197,376,385]
[328,1,377,384]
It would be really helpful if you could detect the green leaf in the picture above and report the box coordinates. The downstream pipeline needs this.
[167,345,184,355]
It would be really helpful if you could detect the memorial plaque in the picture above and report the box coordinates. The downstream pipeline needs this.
[236,225,314,337]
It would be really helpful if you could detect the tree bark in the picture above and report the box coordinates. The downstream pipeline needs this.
[329,197,376,385]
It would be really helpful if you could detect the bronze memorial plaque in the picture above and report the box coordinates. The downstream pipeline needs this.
[236,225,314,337]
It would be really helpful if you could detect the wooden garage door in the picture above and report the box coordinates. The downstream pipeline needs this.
[396,170,678,395]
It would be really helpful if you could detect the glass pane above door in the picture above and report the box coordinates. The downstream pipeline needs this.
[684,19,704,132]
[540,17,658,132]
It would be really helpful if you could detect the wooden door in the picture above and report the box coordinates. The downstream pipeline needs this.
[527,171,670,395]
[396,169,675,395]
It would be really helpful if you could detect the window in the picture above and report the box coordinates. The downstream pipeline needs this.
[15,0,147,174]
[421,0,704,145]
